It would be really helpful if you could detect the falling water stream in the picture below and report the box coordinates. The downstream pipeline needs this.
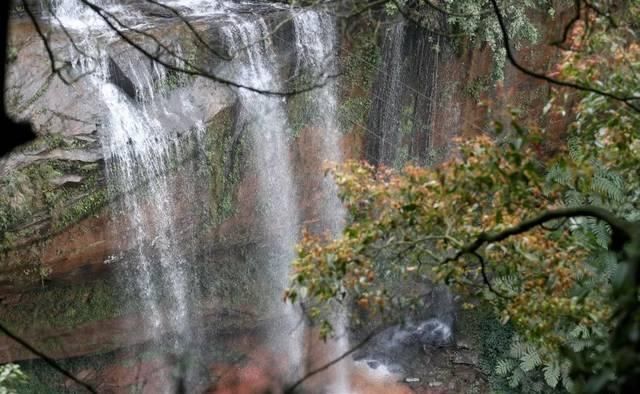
[293,10,351,393]
[49,0,350,391]
[218,13,305,376]
[50,2,221,391]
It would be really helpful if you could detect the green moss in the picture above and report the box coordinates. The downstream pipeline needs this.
[0,279,129,333]
[338,96,371,131]
[204,106,245,226]
[0,157,107,255]
[287,89,315,138]
[463,75,492,100]
[342,23,380,90]
[53,190,107,231]
[337,20,380,132]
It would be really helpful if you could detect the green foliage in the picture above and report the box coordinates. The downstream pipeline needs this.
[204,106,245,225]
[459,306,515,391]
[338,21,378,131]
[435,0,554,80]
[0,156,107,252]
[0,364,27,394]
[0,280,128,333]
[493,336,570,393]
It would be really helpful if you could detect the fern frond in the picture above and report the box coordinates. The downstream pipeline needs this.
[561,361,574,392]
[520,349,542,372]
[543,362,560,388]
[568,136,584,162]
[563,189,584,207]
[591,174,623,203]
[494,275,520,295]
[496,358,516,376]
[509,338,528,358]
[546,164,572,186]
[570,324,590,339]
[509,368,525,388]
[589,220,611,249]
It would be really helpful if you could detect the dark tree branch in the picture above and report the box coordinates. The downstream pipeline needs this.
[0,321,96,393]
[471,251,508,298]
[442,206,633,267]
[21,0,75,85]
[489,0,640,113]
[81,0,342,96]
[44,1,98,65]
[23,1,98,85]
[540,218,568,231]
[30,0,340,96]
[551,0,582,49]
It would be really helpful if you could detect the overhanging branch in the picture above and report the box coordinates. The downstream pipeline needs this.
[442,206,633,266]
[489,0,640,113]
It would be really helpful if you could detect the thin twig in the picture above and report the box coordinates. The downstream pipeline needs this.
[283,328,381,393]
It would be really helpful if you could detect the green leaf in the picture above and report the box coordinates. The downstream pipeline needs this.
[520,348,542,372]
[543,362,560,388]
[496,359,516,376]
[509,368,525,388]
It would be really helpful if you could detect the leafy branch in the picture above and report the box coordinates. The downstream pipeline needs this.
[489,0,640,113]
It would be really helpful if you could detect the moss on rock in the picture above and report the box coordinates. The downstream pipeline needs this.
[337,20,380,133]
[0,279,129,333]
[203,105,246,226]
[0,155,107,253]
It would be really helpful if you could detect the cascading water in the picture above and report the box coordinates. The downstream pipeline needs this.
[366,21,441,167]
[99,60,206,345]
[50,1,210,389]
[217,14,305,376]
[293,9,352,393]
[366,22,406,166]
[293,9,344,235]
[48,0,356,390]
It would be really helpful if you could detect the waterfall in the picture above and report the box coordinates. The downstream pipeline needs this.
[366,21,441,167]
[50,2,210,390]
[293,9,351,393]
[366,22,406,166]
[99,60,206,346]
[293,9,344,235]
[218,15,305,376]
[47,0,353,389]
[50,0,123,30]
